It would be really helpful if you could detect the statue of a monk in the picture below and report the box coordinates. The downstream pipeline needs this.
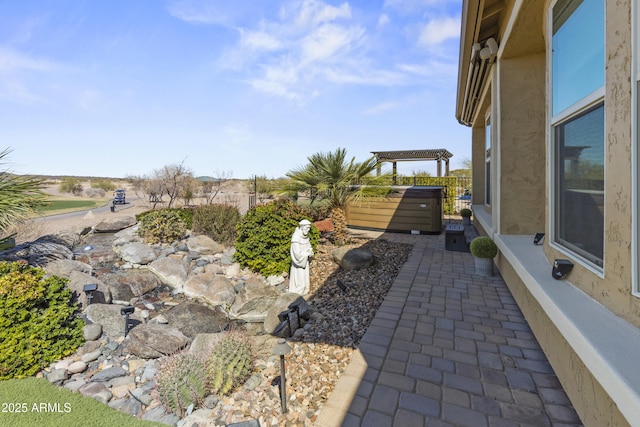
[289,219,314,295]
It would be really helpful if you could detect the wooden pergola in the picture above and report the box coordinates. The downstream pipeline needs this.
[372,149,454,183]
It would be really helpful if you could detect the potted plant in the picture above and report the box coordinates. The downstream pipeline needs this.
[469,236,498,276]
[460,208,472,225]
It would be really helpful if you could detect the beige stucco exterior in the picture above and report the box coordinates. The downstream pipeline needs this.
[456,0,640,425]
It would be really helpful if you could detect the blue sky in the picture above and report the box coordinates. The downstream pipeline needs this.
[0,0,469,179]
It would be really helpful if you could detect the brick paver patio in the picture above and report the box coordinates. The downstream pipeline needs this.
[315,230,583,427]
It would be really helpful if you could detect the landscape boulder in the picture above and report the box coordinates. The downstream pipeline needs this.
[45,259,92,279]
[186,235,224,255]
[164,302,229,338]
[146,256,189,291]
[331,247,375,271]
[230,279,282,322]
[183,272,236,306]
[86,304,143,340]
[93,216,137,233]
[115,242,157,265]
[125,324,190,358]
[68,271,112,309]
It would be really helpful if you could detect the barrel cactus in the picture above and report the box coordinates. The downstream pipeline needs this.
[207,333,254,395]
[156,353,208,417]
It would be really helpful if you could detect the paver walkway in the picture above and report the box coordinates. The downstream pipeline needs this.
[315,230,583,427]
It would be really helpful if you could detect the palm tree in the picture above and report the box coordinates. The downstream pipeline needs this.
[0,148,47,235]
[286,148,390,243]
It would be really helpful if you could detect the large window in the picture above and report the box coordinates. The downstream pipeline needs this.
[552,0,604,266]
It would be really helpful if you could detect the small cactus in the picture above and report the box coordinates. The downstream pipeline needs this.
[207,332,254,395]
[156,353,208,417]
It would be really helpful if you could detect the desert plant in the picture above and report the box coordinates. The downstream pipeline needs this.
[192,204,241,245]
[58,177,83,195]
[137,209,188,244]
[285,148,390,244]
[234,199,319,276]
[156,353,208,417]
[206,332,254,396]
[90,178,116,192]
[0,261,84,379]
[469,236,498,258]
[460,208,472,218]
[0,148,47,234]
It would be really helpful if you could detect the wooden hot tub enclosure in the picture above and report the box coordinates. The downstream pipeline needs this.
[346,186,443,234]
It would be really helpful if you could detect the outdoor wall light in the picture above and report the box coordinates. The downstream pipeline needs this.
[83,284,98,305]
[552,259,573,280]
[272,338,292,414]
[121,306,135,336]
[534,233,545,245]
[479,38,498,61]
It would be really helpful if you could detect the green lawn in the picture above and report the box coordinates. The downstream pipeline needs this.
[0,378,163,427]
[35,198,109,216]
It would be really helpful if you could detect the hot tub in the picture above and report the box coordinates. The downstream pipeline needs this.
[346,186,443,234]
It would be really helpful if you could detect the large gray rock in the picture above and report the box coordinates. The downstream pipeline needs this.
[28,235,74,266]
[186,235,224,255]
[112,226,144,248]
[263,293,309,335]
[94,216,137,233]
[229,280,282,322]
[147,256,189,291]
[45,259,92,279]
[331,247,375,271]
[68,271,112,309]
[86,304,142,340]
[164,302,229,338]
[102,270,162,300]
[79,382,112,404]
[125,324,190,358]
[115,242,157,265]
[183,273,236,307]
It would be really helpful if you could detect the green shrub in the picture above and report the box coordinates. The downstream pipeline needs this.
[0,261,84,380]
[206,332,254,395]
[192,204,241,245]
[460,208,472,218]
[90,179,116,192]
[234,200,319,276]
[469,236,498,258]
[156,353,208,417]
[137,209,188,244]
[58,178,83,196]
[300,200,332,222]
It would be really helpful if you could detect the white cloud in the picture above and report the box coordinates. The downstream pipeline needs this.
[166,0,230,25]
[377,14,390,28]
[301,24,364,63]
[383,0,458,13]
[0,47,60,74]
[289,0,351,28]
[240,29,282,51]
[363,101,399,115]
[417,17,460,46]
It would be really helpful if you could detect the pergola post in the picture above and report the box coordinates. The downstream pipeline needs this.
[392,162,397,185]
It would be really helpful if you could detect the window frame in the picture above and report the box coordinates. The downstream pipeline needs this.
[633,0,640,297]
[485,112,491,206]
[549,0,605,274]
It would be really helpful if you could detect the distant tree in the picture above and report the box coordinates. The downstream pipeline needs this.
[200,170,232,205]
[152,161,193,208]
[58,177,83,195]
[0,148,47,234]
[248,175,276,203]
[180,176,200,207]
[412,169,432,177]
[90,178,116,192]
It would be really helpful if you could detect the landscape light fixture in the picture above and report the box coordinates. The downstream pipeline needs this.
[121,306,135,336]
[272,338,292,414]
[83,284,98,305]
[552,259,574,280]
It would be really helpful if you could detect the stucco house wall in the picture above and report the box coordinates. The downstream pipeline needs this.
[456,0,640,425]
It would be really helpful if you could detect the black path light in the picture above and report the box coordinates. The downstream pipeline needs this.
[121,306,135,336]
[83,284,98,305]
[272,338,292,413]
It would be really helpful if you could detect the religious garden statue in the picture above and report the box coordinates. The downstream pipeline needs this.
[289,219,314,295]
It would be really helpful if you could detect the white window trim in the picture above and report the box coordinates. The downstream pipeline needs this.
[633,0,640,298]
[548,0,605,276]
[485,111,491,207]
